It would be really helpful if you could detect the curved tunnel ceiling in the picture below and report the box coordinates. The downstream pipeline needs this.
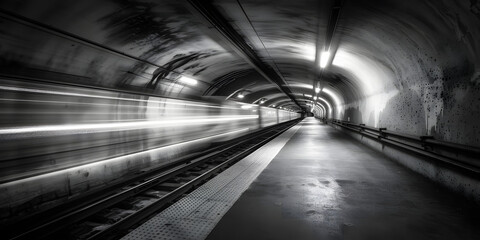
[1,0,479,145]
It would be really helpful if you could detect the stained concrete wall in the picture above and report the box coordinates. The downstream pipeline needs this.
[333,0,480,148]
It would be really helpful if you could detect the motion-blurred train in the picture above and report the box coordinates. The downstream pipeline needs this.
[0,79,300,221]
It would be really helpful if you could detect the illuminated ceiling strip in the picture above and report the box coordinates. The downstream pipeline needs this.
[314,105,325,115]
[269,96,309,107]
[315,102,327,113]
[313,102,326,117]
[320,51,331,68]
[318,97,332,110]
[178,76,198,85]
[321,88,343,107]
[317,97,333,117]
[313,0,342,95]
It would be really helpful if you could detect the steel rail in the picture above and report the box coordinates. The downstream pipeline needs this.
[8,119,300,240]
[88,120,298,240]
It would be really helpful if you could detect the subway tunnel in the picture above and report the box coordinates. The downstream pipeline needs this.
[1,0,480,239]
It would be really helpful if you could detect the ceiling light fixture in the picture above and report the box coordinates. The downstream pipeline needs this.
[320,51,331,68]
[178,76,198,85]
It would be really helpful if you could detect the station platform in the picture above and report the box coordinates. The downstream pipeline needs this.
[123,118,480,240]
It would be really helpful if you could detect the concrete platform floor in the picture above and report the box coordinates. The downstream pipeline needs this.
[207,118,480,240]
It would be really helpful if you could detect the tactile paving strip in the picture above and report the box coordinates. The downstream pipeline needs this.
[122,123,302,240]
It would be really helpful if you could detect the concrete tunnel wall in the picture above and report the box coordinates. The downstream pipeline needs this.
[327,0,480,148]
[0,0,480,221]
[318,0,480,203]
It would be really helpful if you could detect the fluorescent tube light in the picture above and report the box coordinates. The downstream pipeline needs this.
[178,76,198,85]
[320,51,331,68]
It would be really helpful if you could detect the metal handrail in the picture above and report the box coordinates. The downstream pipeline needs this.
[327,119,480,174]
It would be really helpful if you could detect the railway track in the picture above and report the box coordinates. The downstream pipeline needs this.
[6,119,300,240]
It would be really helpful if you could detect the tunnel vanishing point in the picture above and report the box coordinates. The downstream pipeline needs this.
[1,0,480,239]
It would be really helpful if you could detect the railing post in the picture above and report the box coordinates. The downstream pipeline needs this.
[420,136,434,150]
[379,128,387,139]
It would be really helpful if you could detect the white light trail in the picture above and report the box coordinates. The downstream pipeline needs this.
[0,128,250,187]
[0,86,239,110]
[0,115,259,137]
